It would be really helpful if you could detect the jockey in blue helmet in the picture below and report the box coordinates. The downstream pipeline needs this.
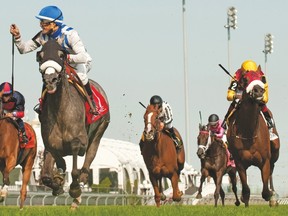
[10,5,98,115]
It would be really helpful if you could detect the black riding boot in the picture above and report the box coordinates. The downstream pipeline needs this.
[263,111,274,129]
[21,131,29,144]
[168,127,181,148]
[222,101,238,129]
[84,83,99,115]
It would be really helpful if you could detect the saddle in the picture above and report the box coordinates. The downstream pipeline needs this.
[164,130,183,150]
[37,63,109,125]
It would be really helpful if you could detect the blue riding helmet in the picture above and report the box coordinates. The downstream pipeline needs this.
[35,6,63,25]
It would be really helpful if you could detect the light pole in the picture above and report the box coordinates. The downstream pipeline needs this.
[182,0,190,163]
[263,33,274,73]
[224,7,237,73]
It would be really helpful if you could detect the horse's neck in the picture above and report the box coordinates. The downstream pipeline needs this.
[46,76,74,112]
[237,98,259,134]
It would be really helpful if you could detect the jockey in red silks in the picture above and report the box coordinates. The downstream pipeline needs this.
[208,114,235,168]
[0,82,29,144]
[222,60,275,132]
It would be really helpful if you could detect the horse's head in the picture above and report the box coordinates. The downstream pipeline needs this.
[143,104,162,141]
[36,40,66,94]
[241,67,265,102]
[196,124,212,159]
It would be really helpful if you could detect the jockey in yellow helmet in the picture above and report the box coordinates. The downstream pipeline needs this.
[222,60,273,130]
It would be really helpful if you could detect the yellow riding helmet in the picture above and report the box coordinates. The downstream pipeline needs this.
[241,60,257,72]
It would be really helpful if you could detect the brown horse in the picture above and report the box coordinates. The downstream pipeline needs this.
[141,104,185,207]
[196,124,240,207]
[0,98,37,209]
[226,70,280,207]
[36,40,110,208]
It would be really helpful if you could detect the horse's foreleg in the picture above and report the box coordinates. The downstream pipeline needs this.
[196,174,206,199]
[171,172,182,202]
[1,156,17,202]
[270,139,280,192]
[41,151,65,196]
[220,186,225,206]
[213,173,224,207]
[19,151,35,209]
[150,175,161,207]
[41,150,55,187]
[80,122,108,184]
[158,178,166,201]
[69,153,81,199]
[261,160,273,202]
[237,166,250,207]
[79,135,103,184]
[228,168,240,206]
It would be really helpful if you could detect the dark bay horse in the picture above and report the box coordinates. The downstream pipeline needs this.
[226,70,280,207]
[141,104,185,207]
[36,40,110,208]
[0,98,37,209]
[196,125,240,207]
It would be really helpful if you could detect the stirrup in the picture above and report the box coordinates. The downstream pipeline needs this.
[90,107,99,115]
[172,137,182,149]
[21,135,29,144]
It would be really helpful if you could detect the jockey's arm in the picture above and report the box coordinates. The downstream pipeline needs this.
[262,82,269,104]
[67,31,92,66]
[14,33,40,54]
[161,102,173,124]
[227,80,238,101]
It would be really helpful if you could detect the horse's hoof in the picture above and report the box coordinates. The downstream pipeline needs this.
[196,194,202,199]
[42,176,53,187]
[69,188,82,198]
[172,196,182,202]
[0,197,4,203]
[52,188,64,196]
[160,193,166,201]
[235,201,240,206]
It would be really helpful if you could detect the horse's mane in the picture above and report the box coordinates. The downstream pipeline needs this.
[146,104,158,113]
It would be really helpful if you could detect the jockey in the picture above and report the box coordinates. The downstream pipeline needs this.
[208,114,235,166]
[149,95,182,147]
[222,60,274,130]
[0,82,29,144]
[10,5,98,115]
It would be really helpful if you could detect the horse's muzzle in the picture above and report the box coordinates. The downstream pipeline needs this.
[143,130,154,141]
[197,148,205,159]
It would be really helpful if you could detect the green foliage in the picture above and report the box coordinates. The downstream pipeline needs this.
[91,177,112,193]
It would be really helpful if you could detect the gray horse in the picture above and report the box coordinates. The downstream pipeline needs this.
[36,40,110,208]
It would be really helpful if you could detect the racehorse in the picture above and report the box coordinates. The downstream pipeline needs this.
[196,124,240,207]
[141,104,185,207]
[0,98,37,209]
[36,40,110,208]
[226,69,280,207]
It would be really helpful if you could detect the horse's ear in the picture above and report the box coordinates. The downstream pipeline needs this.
[257,65,262,72]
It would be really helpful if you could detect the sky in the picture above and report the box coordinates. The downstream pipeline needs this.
[2,0,288,197]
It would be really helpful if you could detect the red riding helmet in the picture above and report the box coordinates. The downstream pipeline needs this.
[0,82,13,95]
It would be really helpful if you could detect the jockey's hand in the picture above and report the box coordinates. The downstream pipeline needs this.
[10,24,21,38]
[234,94,242,100]
[4,112,13,118]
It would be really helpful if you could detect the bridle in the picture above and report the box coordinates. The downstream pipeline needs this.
[144,109,161,142]
[197,130,212,156]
